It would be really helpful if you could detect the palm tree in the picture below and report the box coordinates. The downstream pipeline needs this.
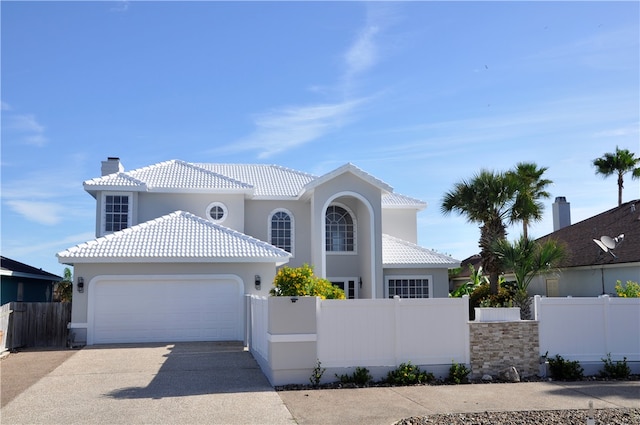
[56,267,73,302]
[593,146,640,206]
[441,170,520,295]
[508,162,552,239]
[493,236,566,319]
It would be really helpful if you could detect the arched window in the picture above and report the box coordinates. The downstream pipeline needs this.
[270,209,293,254]
[325,205,354,252]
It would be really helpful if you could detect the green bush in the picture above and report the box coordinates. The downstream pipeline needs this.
[309,359,326,387]
[600,353,631,379]
[336,367,373,386]
[548,355,584,381]
[270,264,345,299]
[615,280,640,298]
[448,361,471,384]
[386,362,434,386]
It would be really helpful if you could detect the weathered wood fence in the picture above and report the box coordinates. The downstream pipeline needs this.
[1,302,71,350]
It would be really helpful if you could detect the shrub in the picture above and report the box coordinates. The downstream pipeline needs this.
[336,367,373,386]
[386,362,434,386]
[615,280,640,298]
[309,359,325,387]
[448,361,471,384]
[600,353,631,379]
[270,264,345,299]
[548,354,584,381]
[470,281,514,308]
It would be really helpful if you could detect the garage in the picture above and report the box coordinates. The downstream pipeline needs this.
[88,275,244,345]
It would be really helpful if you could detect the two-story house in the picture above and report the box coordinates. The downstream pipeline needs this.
[58,157,459,345]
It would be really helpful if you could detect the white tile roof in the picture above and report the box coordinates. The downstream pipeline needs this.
[83,160,426,207]
[194,163,316,197]
[382,192,427,209]
[57,211,291,264]
[382,234,459,268]
[84,160,253,192]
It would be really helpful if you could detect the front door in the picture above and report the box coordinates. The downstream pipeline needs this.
[330,278,357,299]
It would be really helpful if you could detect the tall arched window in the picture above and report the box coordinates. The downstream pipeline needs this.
[270,209,293,253]
[325,205,354,252]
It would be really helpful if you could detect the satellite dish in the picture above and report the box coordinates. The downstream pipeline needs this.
[593,239,609,253]
[601,235,616,249]
[593,234,625,259]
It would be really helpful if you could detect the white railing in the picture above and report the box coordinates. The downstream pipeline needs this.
[317,297,470,368]
[534,295,640,362]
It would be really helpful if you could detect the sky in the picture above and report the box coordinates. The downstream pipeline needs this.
[2,1,639,277]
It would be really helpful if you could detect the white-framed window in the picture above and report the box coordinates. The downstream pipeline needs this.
[206,202,227,224]
[102,192,132,234]
[269,209,294,254]
[325,204,356,253]
[386,276,433,298]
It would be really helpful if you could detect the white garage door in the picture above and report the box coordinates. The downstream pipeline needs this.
[90,276,244,344]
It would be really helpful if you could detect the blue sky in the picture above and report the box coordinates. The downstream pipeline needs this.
[2,1,639,277]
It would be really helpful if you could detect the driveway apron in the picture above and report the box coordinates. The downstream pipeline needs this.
[1,342,295,425]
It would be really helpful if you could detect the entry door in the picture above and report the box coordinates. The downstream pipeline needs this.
[330,278,357,299]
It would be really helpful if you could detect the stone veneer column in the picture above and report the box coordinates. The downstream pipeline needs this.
[469,321,540,379]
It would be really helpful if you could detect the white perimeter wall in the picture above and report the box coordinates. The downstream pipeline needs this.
[252,295,640,386]
[535,295,640,365]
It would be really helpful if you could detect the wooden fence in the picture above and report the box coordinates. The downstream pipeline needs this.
[1,302,71,350]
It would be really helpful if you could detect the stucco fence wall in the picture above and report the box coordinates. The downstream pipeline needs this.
[249,295,640,386]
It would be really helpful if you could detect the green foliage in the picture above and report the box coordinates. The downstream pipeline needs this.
[548,355,584,381]
[470,281,514,308]
[336,367,373,386]
[309,359,326,387]
[55,267,73,302]
[615,280,640,298]
[593,146,640,206]
[450,265,488,298]
[270,264,345,299]
[600,353,631,379]
[448,361,471,384]
[386,362,434,386]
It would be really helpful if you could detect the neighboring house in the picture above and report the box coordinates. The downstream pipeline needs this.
[451,198,640,297]
[1,256,62,305]
[57,158,459,345]
[532,199,640,297]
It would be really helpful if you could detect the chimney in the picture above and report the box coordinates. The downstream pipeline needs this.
[552,196,571,231]
[101,157,124,176]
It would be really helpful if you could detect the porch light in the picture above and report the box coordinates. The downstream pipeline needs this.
[359,277,362,289]
[77,277,85,293]
[255,275,261,290]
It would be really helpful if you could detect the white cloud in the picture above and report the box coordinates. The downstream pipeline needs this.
[344,25,380,79]
[1,101,11,111]
[4,113,48,147]
[8,232,96,258]
[214,99,366,159]
[6,200,64,225]
[220,4,397,160]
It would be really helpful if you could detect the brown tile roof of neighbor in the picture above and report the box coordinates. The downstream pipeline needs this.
[454,199,640,279]
[538,199,640,268]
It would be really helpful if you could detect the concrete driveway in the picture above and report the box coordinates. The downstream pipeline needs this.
[1,342,295,425]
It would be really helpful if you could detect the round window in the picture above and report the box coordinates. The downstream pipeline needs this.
[206,202,227,223]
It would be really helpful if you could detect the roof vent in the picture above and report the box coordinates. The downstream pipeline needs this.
[101,157,124,176]
[552,196,571,231]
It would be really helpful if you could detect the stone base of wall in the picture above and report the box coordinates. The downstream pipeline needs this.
[469,321,539,379]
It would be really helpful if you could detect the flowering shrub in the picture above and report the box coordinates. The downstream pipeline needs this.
[270,264,345,299]
[615,280,640,298]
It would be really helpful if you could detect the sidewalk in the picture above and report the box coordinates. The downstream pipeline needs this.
[278,380,640,425]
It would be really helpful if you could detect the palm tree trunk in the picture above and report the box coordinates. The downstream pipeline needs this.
[618,172,623,206]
